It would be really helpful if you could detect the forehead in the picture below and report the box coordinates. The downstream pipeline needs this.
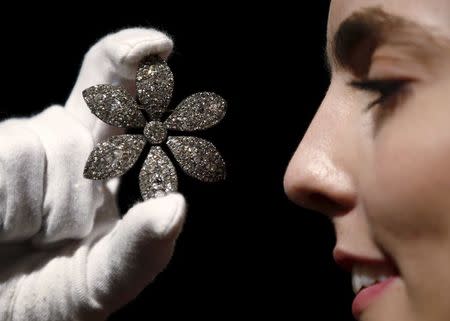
[328,0,450,41]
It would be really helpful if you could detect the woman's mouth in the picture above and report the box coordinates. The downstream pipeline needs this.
[351,263,399,318]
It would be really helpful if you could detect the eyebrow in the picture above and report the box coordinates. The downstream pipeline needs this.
[328,7,450,77]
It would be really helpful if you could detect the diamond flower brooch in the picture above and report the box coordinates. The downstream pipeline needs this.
[82,56,226,199]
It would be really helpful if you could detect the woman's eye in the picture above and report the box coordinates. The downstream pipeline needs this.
[349,79,409,110]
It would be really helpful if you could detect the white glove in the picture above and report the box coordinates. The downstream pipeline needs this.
[0,28,186,321]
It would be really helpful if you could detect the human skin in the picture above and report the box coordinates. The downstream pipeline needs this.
[284,1,450,321]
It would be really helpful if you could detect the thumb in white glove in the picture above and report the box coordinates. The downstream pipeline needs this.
[0,28,186,321]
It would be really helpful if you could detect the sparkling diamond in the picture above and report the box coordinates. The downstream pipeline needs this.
[143,121,168,145]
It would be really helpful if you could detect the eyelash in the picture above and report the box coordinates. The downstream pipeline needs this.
[349,79,408,110]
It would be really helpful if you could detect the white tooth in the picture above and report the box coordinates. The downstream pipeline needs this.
[378,275,388,282]
[352,265,386,294]
[352,266,363,294]
[352,270,359,294]
[361,274,375,287]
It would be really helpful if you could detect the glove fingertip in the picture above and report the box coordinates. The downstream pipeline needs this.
[126,193,186,240]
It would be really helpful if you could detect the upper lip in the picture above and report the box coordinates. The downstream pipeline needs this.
[333,248,398,274]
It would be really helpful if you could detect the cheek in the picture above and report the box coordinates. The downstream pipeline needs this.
[370,117,450,243]
[365,81,450,244]
[361,80,450,319]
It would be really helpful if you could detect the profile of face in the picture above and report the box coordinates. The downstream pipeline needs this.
[284,1,450,321]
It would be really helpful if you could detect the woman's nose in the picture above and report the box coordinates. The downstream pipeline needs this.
[284,148,355,217]
[284,84,387,267]
[283,87,357,218]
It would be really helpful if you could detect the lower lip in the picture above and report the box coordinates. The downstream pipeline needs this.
[352,276,398,318]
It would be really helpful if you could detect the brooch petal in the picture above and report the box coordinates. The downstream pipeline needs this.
[136,56,174,118]
[139,146,178,199]
[167,136,226,182]
[84,134,146,180]
[83,84,146,128]
[164,92,226,131]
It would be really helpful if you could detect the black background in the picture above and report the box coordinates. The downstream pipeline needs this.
[2,2,355,320]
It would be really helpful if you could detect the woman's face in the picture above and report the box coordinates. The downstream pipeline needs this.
[284,1,450,321]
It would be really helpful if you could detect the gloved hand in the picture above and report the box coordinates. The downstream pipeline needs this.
[0,28,186,321]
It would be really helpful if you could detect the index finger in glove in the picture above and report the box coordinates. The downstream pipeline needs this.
[65,28,173,145]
